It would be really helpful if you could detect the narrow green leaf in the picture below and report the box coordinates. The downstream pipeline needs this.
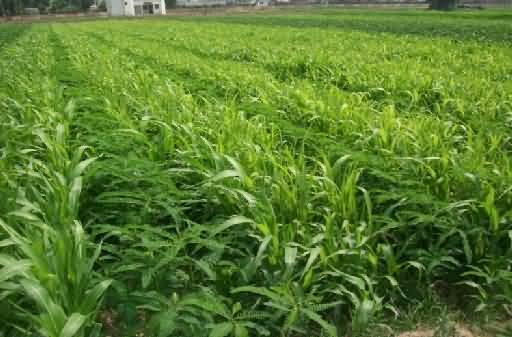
[231,286,282,303]
[79,280,112,313]
[59,313,87,337]
[210,215,253,237]
[284,246,297,267]
[301,247,321,278]
[302,308,337,337]
[0,260,31,283]
[194,260,217,280]
[234,324,248,337]
[209,322,233,337]
[158,309,177,337]
[70,157,98,180]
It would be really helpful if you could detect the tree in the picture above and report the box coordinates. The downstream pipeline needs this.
[1,0,20,15]
[49,0,68,11]
[71,0,94,10]
[430,0,457,10]
[0,0,93,14]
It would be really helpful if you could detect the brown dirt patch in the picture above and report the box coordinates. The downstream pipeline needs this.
[397,329,435,337]
[397,324,480,337]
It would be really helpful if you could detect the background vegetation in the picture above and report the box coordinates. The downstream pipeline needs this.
[0,0,98,16]
[1,9,511,337]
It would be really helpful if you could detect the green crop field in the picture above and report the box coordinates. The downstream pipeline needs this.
[1,9,512,337]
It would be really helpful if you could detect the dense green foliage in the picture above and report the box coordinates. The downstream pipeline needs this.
[1,9,512,337]
[0,0,95,16]
[430,0,457,11]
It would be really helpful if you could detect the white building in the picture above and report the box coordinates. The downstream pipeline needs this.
[106,0,166,16]
[176,0,226,6]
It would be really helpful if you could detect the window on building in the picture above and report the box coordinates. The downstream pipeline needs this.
[154,3,160,9]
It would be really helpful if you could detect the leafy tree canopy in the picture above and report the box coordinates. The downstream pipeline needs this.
[0,0,97,15]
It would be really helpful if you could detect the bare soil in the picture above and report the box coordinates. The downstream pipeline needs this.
[397,323,489,337]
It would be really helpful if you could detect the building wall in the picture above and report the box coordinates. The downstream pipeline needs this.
[177,0,228,7]
[125,0,136,15]
[106,0,126,15]
[132,0,166,14]
[225,0,255,4]
[108,0,166,16]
